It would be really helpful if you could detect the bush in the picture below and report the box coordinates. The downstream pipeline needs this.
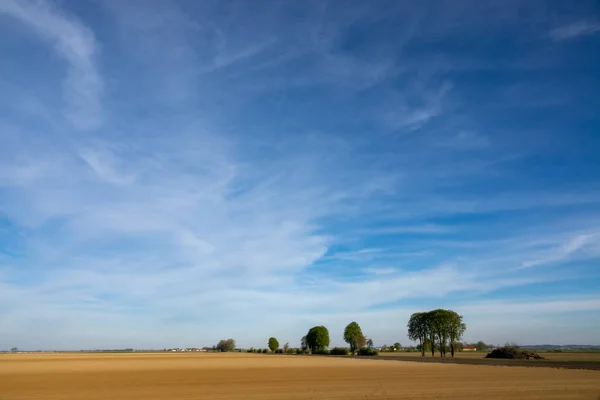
[312,349,330,355]
[357,348,379,356]
[329,347,350,356]
[486,346,544,360]
[275,349,284,354]
[262,349,268,354]
[295,348,307,355]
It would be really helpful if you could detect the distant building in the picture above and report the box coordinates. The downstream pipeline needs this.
[462,345,477,351]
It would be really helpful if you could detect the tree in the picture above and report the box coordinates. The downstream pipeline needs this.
[447,311,467,357]
[305,326,330,353]
[283,342,290,353]
[409,309,467,358]
[343,321,365,355]
[393,342,402,351]
[10,347,18,353]
[366,337,374,349]
[301,336,308,351]
[216,339,236,352]
[407,312,428,357]
[431,309,450,357]
[268,337,279,352]
[476,341,488,351]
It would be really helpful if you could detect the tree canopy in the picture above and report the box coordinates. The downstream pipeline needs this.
[343,321,365,355]
[407,312,428,357]
[216,339,236,352]
[407,309,466,357]
[268,337,279,352]
[305,326,330,353]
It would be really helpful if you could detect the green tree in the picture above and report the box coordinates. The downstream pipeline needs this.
[393,342,402,351]
[343,321,365,355]
[408,312,428,357]
[366,337,374,349]
[10,347,18,353]
[301,335,308,351]
[268,337,279,352]
[447,311,467,357]
[216,339,236,352]
[428,309,453,357]
[305,326,330,353]
[410,309,467,358]
[283,342,290,353]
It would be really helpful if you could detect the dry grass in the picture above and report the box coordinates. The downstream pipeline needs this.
[1,352,599,399]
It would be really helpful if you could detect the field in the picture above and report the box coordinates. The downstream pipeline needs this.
[1,353,600,399]
[379,350,600,362]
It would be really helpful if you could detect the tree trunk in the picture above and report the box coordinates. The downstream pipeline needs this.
[420,336,425,357]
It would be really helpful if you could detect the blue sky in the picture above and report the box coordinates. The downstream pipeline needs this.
[1,0,599,350]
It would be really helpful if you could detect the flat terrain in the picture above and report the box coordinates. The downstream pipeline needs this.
[377,351,600,369]
[380,351,600,362]
[1,353,599,399]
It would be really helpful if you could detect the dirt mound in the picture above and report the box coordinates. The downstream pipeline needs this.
[486,346,544,360]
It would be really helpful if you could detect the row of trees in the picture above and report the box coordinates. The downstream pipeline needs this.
[407,309,466,357]
[218,312,465,356]
[296,322,377,355]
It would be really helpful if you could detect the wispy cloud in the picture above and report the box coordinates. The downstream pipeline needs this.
[550,21,600,40]
[0,0,103,130]
[362,267,397,275]
[1,0,599,349]
[519,234,597,269]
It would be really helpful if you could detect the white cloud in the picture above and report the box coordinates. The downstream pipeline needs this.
[550,21,600,40]
[0,0,103,130]
[519,233,597,269]
[362,267,397,275]
[1,0,600,350]
[79,148,136,185]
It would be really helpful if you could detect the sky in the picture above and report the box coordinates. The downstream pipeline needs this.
[0,0,599,351]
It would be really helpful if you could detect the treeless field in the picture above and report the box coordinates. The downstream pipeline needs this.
[1,353,599,400]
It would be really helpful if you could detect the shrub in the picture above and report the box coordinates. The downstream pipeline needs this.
[357,348,379,356]
[295,348,307,355]
[329,347,349,355]
[312,349,330,355]
[486,346,544,360]
[262,349,268,354]
[275,349,284,354]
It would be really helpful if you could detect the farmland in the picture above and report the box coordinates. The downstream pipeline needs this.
[1,352,599,399]
[379,350,600,362]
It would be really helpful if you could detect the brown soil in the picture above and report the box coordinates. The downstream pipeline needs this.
[1,353,599,399]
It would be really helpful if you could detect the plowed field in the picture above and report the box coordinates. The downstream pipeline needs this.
[1,353,599,399]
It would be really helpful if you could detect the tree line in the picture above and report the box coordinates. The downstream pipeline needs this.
[407,309,466,357]
[214,310,466,356]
